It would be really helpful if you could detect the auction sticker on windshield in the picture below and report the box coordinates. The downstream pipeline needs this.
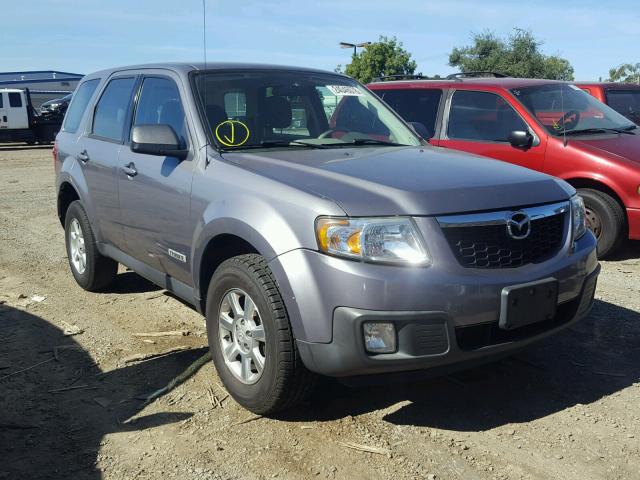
[326,85,363,96]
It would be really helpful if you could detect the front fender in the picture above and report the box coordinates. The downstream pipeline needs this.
[190,159,346,340]
[560,170,631,207]
[191,212,310,342]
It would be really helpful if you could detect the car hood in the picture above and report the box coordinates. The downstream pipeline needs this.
[568,132,640,166]
[222,146,572,216]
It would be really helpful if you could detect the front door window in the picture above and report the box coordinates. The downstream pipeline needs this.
[447,90,528,142]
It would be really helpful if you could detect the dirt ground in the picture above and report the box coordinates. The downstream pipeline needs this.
[1,144,639,480]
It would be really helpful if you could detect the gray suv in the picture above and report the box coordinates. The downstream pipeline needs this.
[55,63,600,414]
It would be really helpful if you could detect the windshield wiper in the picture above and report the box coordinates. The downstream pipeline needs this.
[561,127,636,136]
[259,140,328,149]
[344,138,408,146]
[220,140,328,151]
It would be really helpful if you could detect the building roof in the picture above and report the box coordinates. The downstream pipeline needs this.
[0,70,84,81]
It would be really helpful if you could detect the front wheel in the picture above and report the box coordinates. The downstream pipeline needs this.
[206,254,316,414]
[578,188,626,258]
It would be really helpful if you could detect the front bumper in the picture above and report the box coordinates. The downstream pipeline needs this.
[269,225,598,377]
[297,265,599,376]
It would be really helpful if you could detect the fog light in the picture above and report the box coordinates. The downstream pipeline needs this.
[363,322,396,354]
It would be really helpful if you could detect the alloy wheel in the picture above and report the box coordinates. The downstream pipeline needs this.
[218,288,266,384]
[69,218,87,274]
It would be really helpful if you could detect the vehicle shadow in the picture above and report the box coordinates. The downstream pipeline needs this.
[283,299,640,429]
[0,304,204,480]
[606,240,640,261]
[102,270,162,294]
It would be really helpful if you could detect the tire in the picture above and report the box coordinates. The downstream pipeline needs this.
[578,188,626,258]
[64,200,118,291]
[206,254,316,414]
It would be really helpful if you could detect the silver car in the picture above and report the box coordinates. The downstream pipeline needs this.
[54,63,599,414]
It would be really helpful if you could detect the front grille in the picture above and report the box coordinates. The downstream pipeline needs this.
[441,211,566,268]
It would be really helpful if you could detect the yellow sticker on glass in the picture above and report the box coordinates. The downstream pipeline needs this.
[215,120,250,147]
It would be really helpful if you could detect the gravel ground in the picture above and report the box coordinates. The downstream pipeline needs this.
[1,144,639,480]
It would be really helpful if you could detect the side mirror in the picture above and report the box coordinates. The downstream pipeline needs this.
[409,121,432,140]
[507,130,533,149]
[131,124,188,159]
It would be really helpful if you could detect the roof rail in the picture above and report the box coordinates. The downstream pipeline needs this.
[445,71,510,80]
[372,74,428,82]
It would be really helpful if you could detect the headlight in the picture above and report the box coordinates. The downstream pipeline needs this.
[315,216,430,265]
[571,195,587,241]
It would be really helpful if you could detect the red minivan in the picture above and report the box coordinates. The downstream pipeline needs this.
[369,75,640,256]
[577,82,640,125]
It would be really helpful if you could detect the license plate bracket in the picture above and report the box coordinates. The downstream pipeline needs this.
[499,278,559,330]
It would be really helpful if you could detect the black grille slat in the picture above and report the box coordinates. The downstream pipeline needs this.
[442,212,566,268]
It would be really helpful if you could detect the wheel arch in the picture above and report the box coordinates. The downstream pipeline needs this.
[196,233,260,314]
[57,181,80,227]
[56,163,99,239]
[565,177,628,222]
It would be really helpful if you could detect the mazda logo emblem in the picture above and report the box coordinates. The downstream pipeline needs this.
[506,211,531,240]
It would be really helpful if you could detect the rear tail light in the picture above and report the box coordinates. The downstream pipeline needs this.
[52,140,58,165]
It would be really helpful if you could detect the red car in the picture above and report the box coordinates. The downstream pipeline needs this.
[369,74,640,257]
[576,82,640,125]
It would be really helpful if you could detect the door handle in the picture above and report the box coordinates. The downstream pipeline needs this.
[122,162,138,177]
[2,116,7,122]
[77,150,89,163]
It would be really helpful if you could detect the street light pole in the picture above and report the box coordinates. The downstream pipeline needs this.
[339,42,371,57]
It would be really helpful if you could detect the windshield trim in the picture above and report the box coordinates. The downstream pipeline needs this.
[189,68,424,151]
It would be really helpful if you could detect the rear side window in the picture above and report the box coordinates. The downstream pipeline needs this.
[133,77,187,145]
[447,90,527,142]
[92,77,136,141]
[8,92,22,108]
[224,91,247,119]
[0,94,3,108]
[62,79,100,133]
[379,89,442,137]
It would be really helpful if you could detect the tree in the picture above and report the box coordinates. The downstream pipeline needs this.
[337,36,418,84]
[607,63,640,84]
[448,29,574,80]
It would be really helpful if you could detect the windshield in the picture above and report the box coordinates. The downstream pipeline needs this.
[511,83,636,135]
[193,70,422,150]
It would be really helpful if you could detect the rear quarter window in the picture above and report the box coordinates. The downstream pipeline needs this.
[62,79,101,133]
[378,89,442,137]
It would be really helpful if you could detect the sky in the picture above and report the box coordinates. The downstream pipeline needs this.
[1,0,638,80]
